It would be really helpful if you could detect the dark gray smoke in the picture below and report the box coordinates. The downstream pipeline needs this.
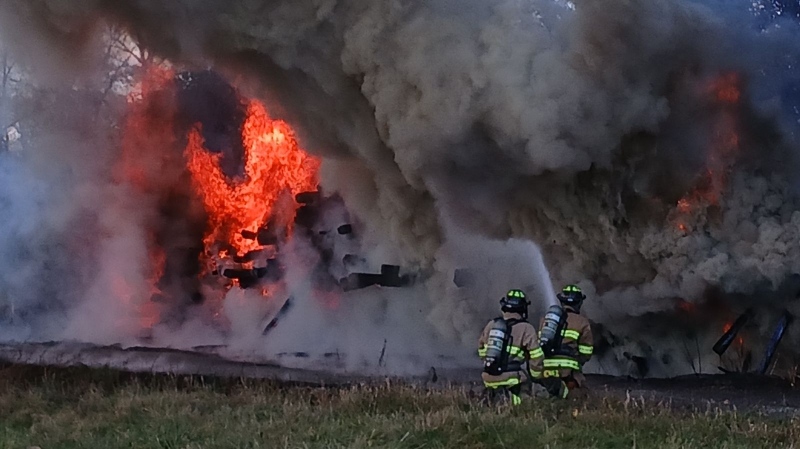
[2,0,800,375]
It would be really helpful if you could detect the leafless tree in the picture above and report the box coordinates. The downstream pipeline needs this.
[0,48,20,152]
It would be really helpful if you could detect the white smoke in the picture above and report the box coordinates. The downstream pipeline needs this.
[0,80,160,344]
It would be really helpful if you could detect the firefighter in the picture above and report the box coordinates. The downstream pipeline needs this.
[478,289,545,405]
[538,284,594,399]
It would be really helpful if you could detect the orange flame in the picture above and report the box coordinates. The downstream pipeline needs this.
[117,66,177,191]
[672,72,742,233]
[185,100,320,263]
[113,64,319,331]
[111,65,176,329]
[710,73,741,104]
[676,299,696,313]
[721,320,745,348]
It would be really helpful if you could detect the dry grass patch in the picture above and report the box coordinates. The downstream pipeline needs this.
[0,364,798,448]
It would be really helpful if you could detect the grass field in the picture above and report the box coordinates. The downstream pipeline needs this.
[0,364,797,449]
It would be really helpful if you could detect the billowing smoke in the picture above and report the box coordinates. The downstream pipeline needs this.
[1,0,800,376]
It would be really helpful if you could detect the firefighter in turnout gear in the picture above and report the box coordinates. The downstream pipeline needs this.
[478,289,545,405]
[538,284,594,398]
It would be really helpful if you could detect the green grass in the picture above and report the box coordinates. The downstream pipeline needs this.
[0,364,797,449]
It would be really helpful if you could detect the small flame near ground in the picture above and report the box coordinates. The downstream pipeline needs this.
[721,321,745,348]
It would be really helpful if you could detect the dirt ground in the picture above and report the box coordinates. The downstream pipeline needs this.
[1,342,798,415]
[586,373,800,415]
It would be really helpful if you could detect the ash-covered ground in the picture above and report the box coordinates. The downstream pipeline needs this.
[3,341,800,415]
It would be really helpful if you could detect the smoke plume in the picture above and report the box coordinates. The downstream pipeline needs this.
[1,0,800,376]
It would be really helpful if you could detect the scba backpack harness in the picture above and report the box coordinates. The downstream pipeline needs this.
[483,318,523,375]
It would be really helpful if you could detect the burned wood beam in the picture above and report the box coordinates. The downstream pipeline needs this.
[241,227,282,246]
[231,248,272,264]
[758,311,793,375]
[381,264,399,279]
[453,269,475,288]
[240,229,259,240]
[276,352,310,358]
[257,229,279,246]
[339,264,413,291]
[294,206,318,229]
[221,259,283,288]
[263,297,294,335]
[340,273,383,291]
[295,191,320,205]
[713,309,752,356]
[222,267,268,289]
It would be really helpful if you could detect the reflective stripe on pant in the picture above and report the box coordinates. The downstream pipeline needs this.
[484,378,523,406]
[543,358,581,371]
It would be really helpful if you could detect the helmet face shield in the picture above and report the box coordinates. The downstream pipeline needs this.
[558,284,585,309]
[500,289,529,315]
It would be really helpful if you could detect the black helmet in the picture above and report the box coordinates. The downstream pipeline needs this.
[500,289,529,316]
[557,284,586,311]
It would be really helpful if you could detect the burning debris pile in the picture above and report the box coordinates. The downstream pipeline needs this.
[183,84,319,288]
[107,66,325,334]
[116,67,424,337]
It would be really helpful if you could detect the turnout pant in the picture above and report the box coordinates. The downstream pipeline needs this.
[539,374,580,399]
[483,376,527,406]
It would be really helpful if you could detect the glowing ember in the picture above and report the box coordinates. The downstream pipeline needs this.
[676,198,691,214]
[710,73,741,104]
[676,299,696,313]
[721,321,745,348]
[317,289,342,310]
[186,100,320,264]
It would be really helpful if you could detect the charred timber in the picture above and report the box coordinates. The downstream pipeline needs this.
[240,229,259,240]
[222,259,283,288]
[340,264,413,291]
[232,250,269,264]
[713,309,752,356]
[257,228,280,246]
[295,191,321,205]
[240,228,281,246]
[294,205,318,230]
[263,297,294,335]
[453,268,476,288]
